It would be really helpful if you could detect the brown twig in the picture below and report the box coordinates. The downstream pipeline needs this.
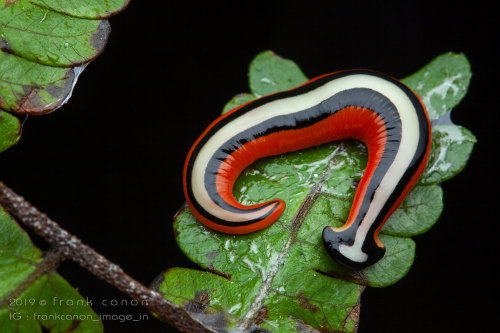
[0,181,211,333]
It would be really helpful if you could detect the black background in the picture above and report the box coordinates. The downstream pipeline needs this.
[0,1,497,332]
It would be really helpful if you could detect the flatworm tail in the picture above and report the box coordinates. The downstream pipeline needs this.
[183,70,431,269]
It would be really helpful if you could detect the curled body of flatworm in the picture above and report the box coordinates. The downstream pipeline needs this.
[183,70,431,269]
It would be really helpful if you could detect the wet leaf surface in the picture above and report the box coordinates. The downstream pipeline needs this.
[418,125,476,185]
[401,52,471,120]
[0,0,129,116]
[0,52,85,115]
[0,1,110,67]
[157,51,475,332]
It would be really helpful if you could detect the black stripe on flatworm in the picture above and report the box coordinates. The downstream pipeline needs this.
[186,71,428,228]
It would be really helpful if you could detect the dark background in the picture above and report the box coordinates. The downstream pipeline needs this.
[0,1,497,332]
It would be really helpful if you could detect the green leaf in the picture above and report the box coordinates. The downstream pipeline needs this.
[0,1,110,67]
[0,273,103,333]
[401,53,476,184]
[0,110,20,152]
[222,93,256,114]
[249,50,308,97]
[382,185,443,236]
[29,0,130,19]
[0,206,41,297]
[401,52,471,120]
[0,52,83,115]
[0,206,103,332]
[162,209,362,333]
[0,0,129,115]
[418,125,476,185]
[158,51,475,332]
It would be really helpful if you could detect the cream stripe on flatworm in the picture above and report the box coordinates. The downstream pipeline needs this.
[191,74,420,228]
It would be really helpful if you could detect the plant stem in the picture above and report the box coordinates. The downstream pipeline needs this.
[0,181,211,333]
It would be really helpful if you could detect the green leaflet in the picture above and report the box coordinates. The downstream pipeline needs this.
[0,205,41,297]
[0,0,129,115]
[401,52,471,120]
[158,51,475,332]
[0,52,83,115]
[0,110,20,153]
[0,206,103,332]
[29,0,130,19]
[1,1,109,67]
[248,51,308,97]
[382,185,443,236]
[222,93,256,114]
[402,52,476,185]
[0,273,103,333]
[418,125,476,185]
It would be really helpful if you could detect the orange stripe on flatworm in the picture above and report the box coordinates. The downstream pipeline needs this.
[211,106,388,234]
